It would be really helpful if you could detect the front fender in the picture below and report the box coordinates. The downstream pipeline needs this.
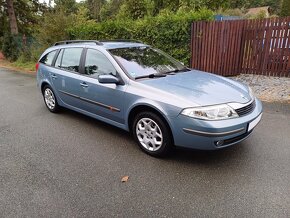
[124,97,181,131]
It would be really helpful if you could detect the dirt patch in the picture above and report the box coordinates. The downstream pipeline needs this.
[0,52,4,60]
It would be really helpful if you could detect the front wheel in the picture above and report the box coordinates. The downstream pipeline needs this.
[132,112,173,157]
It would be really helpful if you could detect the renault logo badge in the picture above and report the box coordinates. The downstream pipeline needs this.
[241,94,248,100]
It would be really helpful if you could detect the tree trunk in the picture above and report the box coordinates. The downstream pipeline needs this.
[6,0,18,35]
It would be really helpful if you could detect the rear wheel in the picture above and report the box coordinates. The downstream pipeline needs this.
[132,112,173,157]
[42,85,60,113]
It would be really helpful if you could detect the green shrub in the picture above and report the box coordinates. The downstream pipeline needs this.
[2,33,20,61]
[68,9,214,65]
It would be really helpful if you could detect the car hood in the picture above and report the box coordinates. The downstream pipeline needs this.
[139,70,251,106]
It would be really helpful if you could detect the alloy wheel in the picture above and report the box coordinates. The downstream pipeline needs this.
[136,118,163,151]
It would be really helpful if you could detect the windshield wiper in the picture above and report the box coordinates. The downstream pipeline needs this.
[135,73,167,80]
[164,68,191,74]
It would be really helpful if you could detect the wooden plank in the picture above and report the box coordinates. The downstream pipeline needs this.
[251,19,260,75]
[262,18,272,75]
[279,18,287,76]
[285,20,290,77]
[274,18,283,75]
[222,20,229,75]
[190,23,193,68]
[192,22,197,68]
[233,20,242,75]
[208,21,214,73]
[205,21,211,72]
[244,19,252,74]
[256,18,267,74]
[195,21,201,70]
[226,21,234,75]
[211,20,217,74]
[238,20,247,74]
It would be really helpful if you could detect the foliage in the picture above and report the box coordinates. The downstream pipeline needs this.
[1,33,19,61]
[216,8,244,16]
[69,9,214,65]
[12,59,35,71]
[54,0,78,14]
[280,0,290,17]
[116,0,148,20]
[99,0,125,21]
[86,0,106,20]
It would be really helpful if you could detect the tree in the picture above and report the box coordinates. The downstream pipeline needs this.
[117,0,147,19]
[86,0,105,20]
[6,0,18,35]
[54,0,78,14]
[280,0,290,16]
[99,0,124,21]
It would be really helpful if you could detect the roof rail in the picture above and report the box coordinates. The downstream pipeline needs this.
[99,39,143,44]
[53,40,103,46]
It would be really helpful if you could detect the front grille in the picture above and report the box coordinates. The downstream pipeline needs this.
[235,100,256,117]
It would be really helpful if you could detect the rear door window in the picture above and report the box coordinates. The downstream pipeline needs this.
[60,48,83,73]
[40,50,57,66]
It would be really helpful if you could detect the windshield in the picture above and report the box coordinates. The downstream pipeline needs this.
[109,46,186,78]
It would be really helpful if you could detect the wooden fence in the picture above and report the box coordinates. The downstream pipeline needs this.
[190,17,290,77]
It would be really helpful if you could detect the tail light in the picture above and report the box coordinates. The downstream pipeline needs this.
[35,62,39,72]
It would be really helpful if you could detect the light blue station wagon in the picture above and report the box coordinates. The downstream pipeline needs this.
[37,40,263,157]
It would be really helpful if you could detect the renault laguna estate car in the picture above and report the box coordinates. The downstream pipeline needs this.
[36,40,263,157]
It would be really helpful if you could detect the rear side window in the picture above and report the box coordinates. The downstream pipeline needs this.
[40,50,57,66]
[54,49,64,68]
[60,48,83,73]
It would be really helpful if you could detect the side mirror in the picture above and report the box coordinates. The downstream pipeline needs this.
[98,74,120,84]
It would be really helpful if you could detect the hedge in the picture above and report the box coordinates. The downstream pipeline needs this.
[68,9,214,65]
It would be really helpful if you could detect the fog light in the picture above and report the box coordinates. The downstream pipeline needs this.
[215,140,224,146]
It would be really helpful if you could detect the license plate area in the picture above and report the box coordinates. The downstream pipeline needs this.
[248,113,262,132]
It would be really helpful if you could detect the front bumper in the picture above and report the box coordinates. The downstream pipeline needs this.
[170,98,263,150]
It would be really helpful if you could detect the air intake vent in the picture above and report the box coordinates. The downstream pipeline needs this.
[235,100,256,116]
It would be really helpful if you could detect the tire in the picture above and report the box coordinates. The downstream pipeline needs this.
[132,111,173,157]
[42,85,60,113]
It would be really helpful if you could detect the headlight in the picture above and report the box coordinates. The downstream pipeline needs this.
[181,104,239,120]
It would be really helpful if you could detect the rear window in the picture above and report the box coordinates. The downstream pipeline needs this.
[60,48,83,73]
[40,50,57,66]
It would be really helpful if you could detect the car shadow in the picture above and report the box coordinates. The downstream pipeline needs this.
[57,107,251,166]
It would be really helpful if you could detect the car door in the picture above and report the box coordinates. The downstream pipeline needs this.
[50,47,84,109]
[77,48,127,124]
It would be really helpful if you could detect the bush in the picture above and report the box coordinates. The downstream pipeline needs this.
[68,9,214,65]
[2,33,20,61]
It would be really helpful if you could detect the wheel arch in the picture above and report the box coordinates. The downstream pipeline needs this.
[41,81,50,93]
[127,104,175,144]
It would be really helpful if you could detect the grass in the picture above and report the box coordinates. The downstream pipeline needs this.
[12,60,35,71]
[0,58,35,73]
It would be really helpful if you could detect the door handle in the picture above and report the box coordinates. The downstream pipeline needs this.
[51,74,57,79]
[80,82,88,88]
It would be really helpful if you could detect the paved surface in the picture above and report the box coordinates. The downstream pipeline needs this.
[0,68,289,217]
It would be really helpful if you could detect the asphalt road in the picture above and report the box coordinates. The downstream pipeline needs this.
[0,68,289,217]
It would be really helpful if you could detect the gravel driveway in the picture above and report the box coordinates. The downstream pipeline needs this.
[231,74,290,103]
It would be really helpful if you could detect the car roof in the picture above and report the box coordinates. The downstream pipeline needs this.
[50,40,148,50]
[40,40,148,60]
[101,42,147,49]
